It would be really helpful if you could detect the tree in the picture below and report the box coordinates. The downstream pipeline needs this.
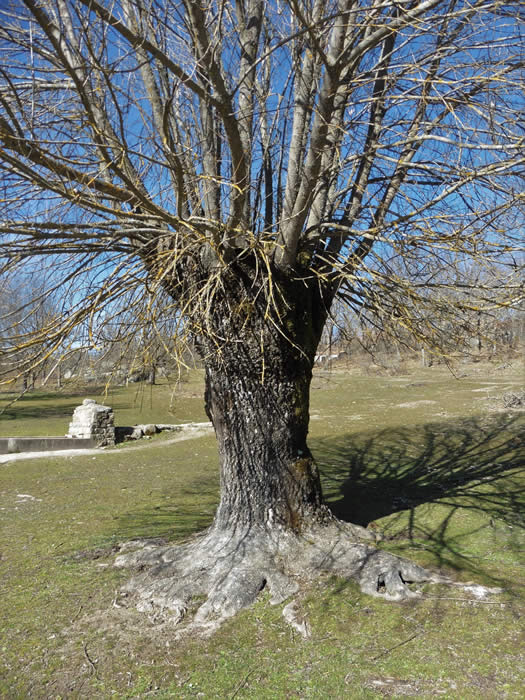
[0,273,64,389]
[0,0,523,627]
[89,291,185,384]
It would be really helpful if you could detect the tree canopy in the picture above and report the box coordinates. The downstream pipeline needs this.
[0,0,523,376]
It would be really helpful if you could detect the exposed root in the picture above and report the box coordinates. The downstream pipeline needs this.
[114,519,453,635]
[282,601,310,638]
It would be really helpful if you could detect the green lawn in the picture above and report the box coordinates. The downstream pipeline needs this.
[0,371,208,437]
[0,363,523,698]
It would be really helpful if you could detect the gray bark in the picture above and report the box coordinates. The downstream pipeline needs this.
[199,262,326,532]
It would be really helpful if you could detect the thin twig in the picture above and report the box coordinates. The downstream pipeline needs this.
[83,642,98,677]
[71,604,83,622]
[229,669,255,699]
[372,631,422,662]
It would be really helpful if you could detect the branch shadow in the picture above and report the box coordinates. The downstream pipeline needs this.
[114,473,219,542]
[314,413,524,580]
[0,386,108,422]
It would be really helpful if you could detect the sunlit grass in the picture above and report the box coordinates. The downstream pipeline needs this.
[0,370,208,436]
[0,363,523,698]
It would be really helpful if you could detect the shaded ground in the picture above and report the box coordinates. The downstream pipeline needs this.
[321,413,523,529]
[317,413,524,592]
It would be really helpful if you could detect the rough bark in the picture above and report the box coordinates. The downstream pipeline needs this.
[201,267,326,534]
[115,519,453,637]
[114,255,455,633]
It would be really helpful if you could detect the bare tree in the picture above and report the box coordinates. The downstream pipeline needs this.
[0,0,523,626]
[0,273,65,389]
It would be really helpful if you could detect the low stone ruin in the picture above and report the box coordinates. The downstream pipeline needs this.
[0,400,212,458]
[116,421,212,442]
[68,399,116,446]
[126,423,157,441]
[67,398,212,448]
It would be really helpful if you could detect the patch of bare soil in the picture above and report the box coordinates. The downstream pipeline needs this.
[363,676,423,696]
[363,676,459,696]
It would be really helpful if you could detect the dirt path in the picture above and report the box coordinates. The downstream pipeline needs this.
[0,425,214,464]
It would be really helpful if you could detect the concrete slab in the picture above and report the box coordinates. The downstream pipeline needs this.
[0,436,97,455]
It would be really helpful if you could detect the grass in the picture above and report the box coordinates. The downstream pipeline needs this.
[0,370,208,436]
[0,362,523,698]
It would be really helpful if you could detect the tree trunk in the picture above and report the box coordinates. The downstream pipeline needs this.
[148,365,156,385]
[115,258,454,630]
[196,258,328,534]
[203,318,323,535]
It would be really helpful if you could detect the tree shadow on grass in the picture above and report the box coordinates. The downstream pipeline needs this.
[107,414,522,588]
[0,386,107,423]
[114,474,219,543]
[315,413,524,580]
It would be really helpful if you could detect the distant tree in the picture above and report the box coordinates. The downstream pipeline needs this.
[90,292,182,384]
[340,255,525,366]
[0,274,65,389]
[0,1,523,625]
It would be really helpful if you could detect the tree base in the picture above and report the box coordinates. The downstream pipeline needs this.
[114,518,451,635]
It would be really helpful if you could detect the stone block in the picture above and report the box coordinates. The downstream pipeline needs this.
[68,398,115,446]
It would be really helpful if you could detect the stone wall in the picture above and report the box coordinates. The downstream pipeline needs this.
[68,399,115,446]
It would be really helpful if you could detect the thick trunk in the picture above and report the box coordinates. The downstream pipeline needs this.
[198,260,328,533]
[114,256,458,631]
[148,365,156,385]
[204,329,322,533]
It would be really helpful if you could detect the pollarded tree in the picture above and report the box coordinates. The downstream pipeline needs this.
[0,0,523,627]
